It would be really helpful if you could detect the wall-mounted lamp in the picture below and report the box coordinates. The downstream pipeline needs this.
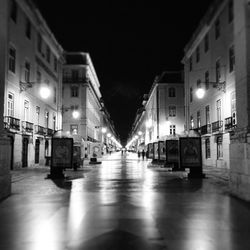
[196,81,226,99]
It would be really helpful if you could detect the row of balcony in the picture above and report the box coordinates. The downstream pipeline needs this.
[4,116,54,136]
[195,116,236,136]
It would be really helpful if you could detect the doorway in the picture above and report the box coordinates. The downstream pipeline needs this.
[35,139,40,164]
[8,135,14,170]
[22,136,29,168]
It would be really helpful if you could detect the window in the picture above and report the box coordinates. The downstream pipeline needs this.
[36,70,41,83]
[197,110,201,128]
[25,18,31,39]
[229,45,235,73]
[216,99,221,121]
[24,61,30,82]
[170,125,176,135]
[215,18,220,40]
[189,57,193,72]
[53,115,56,130]
[169,87,176,97]
[54,55,58,72]
[196,46,200,63]
[36,106,40,125]
[205,71,209,90]
[72,70,79,81]
[37,33,42,53]
[9,46,16,73]
[231,91,237,125]
[45,111,49,128]
[217,136,223,159]
[205,105,210,124]
[10,0,17,23]
[215,59,221,83]
[204,33,209,53]
[228,0,234,23]
[205,138,211,158]
[70,125,78,135]
[190,115,194,129]
[7,93,14,117]
[71,86,79,97]
[54,87,56,104]
[24,100,29,121]
[46,45,50,63]
[169,106,176,117]
[190,87,193,103]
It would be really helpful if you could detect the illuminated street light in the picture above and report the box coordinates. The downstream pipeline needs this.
[107,133,111,138]
[72,110,80,119]
[138,131,142,136]
[39,86,51,99]
[101,127,107,133]
[196,88,205,99]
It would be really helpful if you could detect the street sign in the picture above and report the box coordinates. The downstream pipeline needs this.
[51,138,73,168]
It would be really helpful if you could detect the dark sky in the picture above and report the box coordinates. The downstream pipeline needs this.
[34,0,212,143]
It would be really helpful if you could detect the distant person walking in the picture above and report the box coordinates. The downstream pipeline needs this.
[142,149,145,160]
[138,151,141,158]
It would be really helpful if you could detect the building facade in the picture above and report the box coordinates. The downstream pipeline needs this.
[1,0,64,170]
[62,52,119,158]
[128,71,185,151]
[183,0,250,200]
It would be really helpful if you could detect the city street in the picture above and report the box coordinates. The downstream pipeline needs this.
[0,152,250,250]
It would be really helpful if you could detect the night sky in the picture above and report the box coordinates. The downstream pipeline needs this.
[34,0,212,143]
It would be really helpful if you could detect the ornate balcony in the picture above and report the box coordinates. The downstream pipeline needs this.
[4,116,20,131]
[22,121,34,133]
[200,124,211,135]
[46,128,54,137]
[225,116,236,130]
[35,125,47,135]
[212,120,223,133]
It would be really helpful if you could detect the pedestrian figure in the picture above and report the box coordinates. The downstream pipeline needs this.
[142,149,145,160]
[138,151,141,158]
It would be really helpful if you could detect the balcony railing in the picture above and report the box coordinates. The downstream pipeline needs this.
[200,124,211,135]
[63,76,87,83]
[225,116,236,130]
[22,121,34,133]
[212,120,223,133]
[35,125,47,135]
[46,128,54,137]
[4,116,20,131]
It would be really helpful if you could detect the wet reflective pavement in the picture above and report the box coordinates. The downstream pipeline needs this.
[1,152,250,249]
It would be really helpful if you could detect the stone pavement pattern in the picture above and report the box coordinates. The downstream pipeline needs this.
[0,152,250,249]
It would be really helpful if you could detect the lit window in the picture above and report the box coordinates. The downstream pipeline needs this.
[9,46,16,73]
[197,110,201,128]
[70,124,78,135]
[7,93,14,117]
[170,125,176,135]
[190,115,194,129]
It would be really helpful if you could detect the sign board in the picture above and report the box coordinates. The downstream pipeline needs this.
[147,143,153,159]
[159,141,166,160]
[179,137,202,168]
[51,138,73,168]
[166,140,179,163]
[90,143,102,158]
[153,142,159,160]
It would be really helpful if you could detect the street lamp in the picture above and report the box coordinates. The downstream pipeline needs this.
[39,85,51,99]
[72,110,80,119]
[196,81,226,99]
[101,127,107,133]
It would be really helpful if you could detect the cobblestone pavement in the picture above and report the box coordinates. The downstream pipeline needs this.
[0,152,249,250]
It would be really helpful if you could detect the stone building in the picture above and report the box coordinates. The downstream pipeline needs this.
[182,0,250,200]
[1,0,64,171]
[62,52,119,158]
[128,71,185,150]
